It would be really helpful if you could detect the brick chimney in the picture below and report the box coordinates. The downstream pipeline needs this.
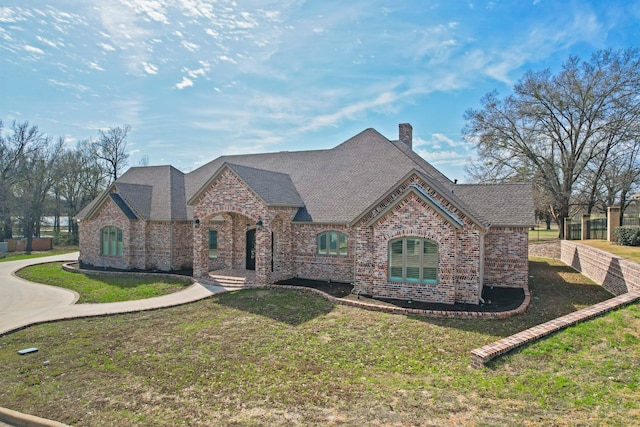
[399,123,412,150]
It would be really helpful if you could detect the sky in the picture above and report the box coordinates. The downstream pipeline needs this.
[1,0,639,182]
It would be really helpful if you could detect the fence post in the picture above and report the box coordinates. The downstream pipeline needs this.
[607,206,621,242]
[581,214,589,240]
[564,217,572,240]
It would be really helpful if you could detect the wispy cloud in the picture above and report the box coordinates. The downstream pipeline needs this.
[142,61,158,74]
[175,76,193,89]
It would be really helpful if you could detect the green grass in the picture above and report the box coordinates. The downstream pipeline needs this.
[1,258,633,426]
[0,247,78,262]
[15,262,192,303]
[529,227,560,241]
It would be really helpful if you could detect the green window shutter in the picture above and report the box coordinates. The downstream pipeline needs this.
[423,240,437,284]
[405,238,421,282]
[339,233,348,256]
[389,239,404,281]
[329,231,338,255]
[318,233,327,254]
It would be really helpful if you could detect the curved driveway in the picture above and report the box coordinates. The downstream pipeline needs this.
[0,252,224,336]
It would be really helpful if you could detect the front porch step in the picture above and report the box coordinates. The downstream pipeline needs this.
[205,270,256,288]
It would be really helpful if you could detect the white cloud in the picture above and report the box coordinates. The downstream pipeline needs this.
[48,79,89,92]
[88,61,104,71]
[181,40,200,52]
[36,35,60,48]
[97,42,116,52]
[176,76,193,89]
[142,61,158,74]
[24,45,45,55]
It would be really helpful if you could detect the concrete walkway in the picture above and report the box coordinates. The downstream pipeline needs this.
[0,252,227,337]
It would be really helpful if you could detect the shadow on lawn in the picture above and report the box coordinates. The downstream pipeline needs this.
[417,259,615,338]
[214,288,336,326]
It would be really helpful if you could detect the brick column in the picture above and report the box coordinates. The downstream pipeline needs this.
[581,214,589,240]
[255,221,272,285]
[608,206,621,242]
[564,217,572,240]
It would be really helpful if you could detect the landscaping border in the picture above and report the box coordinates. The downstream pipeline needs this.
[471,241,640,367]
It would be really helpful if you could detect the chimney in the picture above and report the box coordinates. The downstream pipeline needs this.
[399,123,412,150]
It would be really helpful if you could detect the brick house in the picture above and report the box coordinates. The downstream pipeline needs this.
[77,124,534,305]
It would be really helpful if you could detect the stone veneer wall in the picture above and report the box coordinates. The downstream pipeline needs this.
[483,227,529,288]
[561,240,640,295]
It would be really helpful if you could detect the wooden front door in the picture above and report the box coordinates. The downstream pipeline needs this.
[245,228,256,270]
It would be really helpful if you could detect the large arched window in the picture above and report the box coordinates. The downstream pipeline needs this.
[100,226,123,257]
[389,237,437,284]
[317,231,348,256]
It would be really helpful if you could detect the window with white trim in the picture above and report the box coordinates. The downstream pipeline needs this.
[100,226,123,257]
[389,237,437,284]
[317,231,348,256]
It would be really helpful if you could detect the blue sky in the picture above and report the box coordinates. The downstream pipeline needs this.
[2,0,639,182]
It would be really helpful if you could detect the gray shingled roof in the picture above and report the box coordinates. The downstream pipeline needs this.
[78,127,534,228]
[454,184,535,227]
[225,163,304,207]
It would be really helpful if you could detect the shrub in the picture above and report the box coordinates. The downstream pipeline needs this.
[616,226,640,246]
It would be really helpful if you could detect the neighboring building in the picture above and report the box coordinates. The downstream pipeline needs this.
[76,124,534,305]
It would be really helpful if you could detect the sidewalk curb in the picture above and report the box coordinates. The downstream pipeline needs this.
[0,407,71,427]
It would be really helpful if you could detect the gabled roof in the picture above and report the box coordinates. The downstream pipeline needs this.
[366,184,465,229]
[77,165,189,221]
[189,163,304,207]
[351,169,489,229]
[78,126,534,228]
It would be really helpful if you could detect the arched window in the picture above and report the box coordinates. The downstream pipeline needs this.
[317,231,348,256]
[100,226,123,257]
[389,237,437,284]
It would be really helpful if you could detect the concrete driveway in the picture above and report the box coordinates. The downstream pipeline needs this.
[0,253,79,335]
[0,252,223,336]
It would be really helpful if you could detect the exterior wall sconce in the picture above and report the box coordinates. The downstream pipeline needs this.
[256,219,264,231]
[193,218,200,228]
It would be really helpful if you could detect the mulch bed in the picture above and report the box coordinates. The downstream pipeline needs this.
[275,278,525,313]
[75,262,193,277]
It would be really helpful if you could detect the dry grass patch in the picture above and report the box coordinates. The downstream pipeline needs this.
[1,259,635,426]
[578,239,640,264]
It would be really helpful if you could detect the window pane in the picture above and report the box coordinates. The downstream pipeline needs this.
[109,227,117,256]
[209,229,218,258]
[389,240,403,281]
[329,231,338,255]
[116,228,123,256]
[405,239,421,282]
[339,233,347,256]
[318,233,327,254]
[102,228,109,255]
[423,240,437,283]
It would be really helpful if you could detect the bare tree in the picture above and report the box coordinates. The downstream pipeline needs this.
[0,120,50,240]
[464,49,640,238]
[56,140,107,243]
[95,125,131,183]
[14,136,64,252]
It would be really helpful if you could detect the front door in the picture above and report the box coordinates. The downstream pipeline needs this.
[245,228,256,270]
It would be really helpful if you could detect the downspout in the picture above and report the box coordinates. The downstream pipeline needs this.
[478,229,486,304]
[170,221,174,271]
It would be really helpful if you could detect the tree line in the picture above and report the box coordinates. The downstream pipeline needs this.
[0,120,131,251]
[464,48,640,238]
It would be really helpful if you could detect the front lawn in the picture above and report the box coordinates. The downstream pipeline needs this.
[1,258,632,426]
[0,247,78,262]
[15,262,192,303]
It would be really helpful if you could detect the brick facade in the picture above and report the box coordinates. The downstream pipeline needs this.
[79,196,192,271]
[79,164,530,306]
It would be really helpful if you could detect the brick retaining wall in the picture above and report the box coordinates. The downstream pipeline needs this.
[471,240,640,367]
[561,240,640,295]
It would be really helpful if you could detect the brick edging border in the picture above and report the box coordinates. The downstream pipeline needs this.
[470,290,640,368]
[217,283,531,319]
